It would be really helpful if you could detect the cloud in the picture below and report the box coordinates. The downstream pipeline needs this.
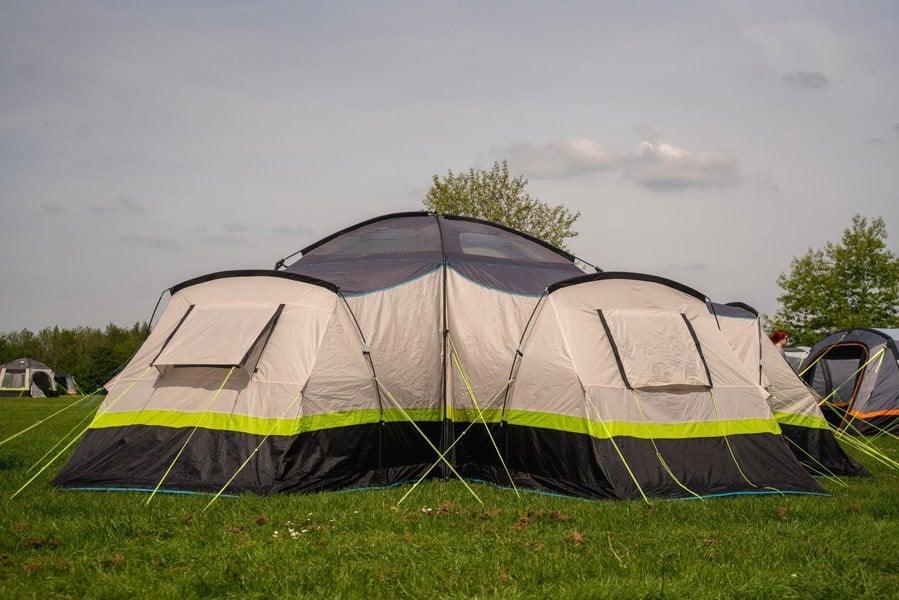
[660,262,711,273]
[623,140,742,192]
[271,224,315,237]
[749,172,780,193]
[222,221,250,233]
[783,70,830,90]
[117,233,181,251]
[40,203,67,215]
[89,195,147,214]
[199,235,248,246]
[894,123,899,138]
[496,137,619,179]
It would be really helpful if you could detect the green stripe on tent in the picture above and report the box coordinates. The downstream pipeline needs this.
[503,409,782,440]
[88,407,443,436]
[89,406,784,440]
[772,411,832,431]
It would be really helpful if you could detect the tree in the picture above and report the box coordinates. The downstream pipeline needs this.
[770,214,899,345]
[423,160,580,250]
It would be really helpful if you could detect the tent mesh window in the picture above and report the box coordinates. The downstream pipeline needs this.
[2,371,25,389]
[457,232,546,261]
[304,216,441,257]
[601,309,709,389]
[806,344,868,406]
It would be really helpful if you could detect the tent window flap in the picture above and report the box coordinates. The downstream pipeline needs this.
[601,309,709,388]
[153,303,283,368]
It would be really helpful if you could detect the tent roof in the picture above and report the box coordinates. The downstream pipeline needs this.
[169,269,340,295]
[809,327,899,351]
[873,328,899,340]
[283,213,586,295]
[548,271,707,302]
[0,357,52,371]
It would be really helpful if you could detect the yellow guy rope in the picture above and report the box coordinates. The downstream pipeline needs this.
[0,392,98,448]
[628,389,703,500]
[203,387,306,511]
[11,367,155,499]
[375,378,482,505]
[27,392,106,473]
[583,390,650,504]
[780,436,848,487]
[708,388,763,491]
[145,366,236,505]
[395,379,514,508]
[447,333,519,497]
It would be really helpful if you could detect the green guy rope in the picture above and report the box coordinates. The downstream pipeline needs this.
[204,387,305,511]
[584,390,650,504]
[375,378,482,505]
[146,366,236,505]
[448,333,519,497]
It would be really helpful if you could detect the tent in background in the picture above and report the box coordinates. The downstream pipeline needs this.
[54,372,79,395]
[784,346,810,371]
[800,328,899,435]
[710,302,867,477]
[0,357,58,397]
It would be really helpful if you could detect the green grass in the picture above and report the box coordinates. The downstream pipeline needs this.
[2,397,898,599]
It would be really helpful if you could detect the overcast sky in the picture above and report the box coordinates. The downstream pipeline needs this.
[2,1,898,333]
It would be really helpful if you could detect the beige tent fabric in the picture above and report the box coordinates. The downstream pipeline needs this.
[509,278,776,427]
[343,271,443,412]
[715,311,824,420]
[715,314,768,387]
[97,275,379,422]
[153,303,280,369]
[602,309,708,388]
[445,271,542,415]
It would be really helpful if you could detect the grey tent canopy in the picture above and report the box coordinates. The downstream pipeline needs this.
[801,328,899,435]
[0,357,58,397]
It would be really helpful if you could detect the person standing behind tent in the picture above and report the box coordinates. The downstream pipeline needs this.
[770,330,788,353]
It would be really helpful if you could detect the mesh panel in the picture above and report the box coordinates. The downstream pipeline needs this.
[809,345,866,403]
[303,216,441,257]
[441,219,569,263]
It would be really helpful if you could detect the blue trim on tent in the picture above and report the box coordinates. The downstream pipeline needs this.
[339,265,443,297]
[63,486,239,498]
[446,265,548,298]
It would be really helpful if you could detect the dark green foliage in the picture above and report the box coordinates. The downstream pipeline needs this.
[770,215,899,345]
[0,322,149,393]
[423,160,580,250]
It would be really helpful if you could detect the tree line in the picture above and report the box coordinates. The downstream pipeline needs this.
[0,322,149,393]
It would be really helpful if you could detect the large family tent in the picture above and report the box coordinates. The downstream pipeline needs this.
[0,357,57,397]
[709,303,867,477]
[485,273,825,499]
[800,328,899,435]
[52,215,828,500]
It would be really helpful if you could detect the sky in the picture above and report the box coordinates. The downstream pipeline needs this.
[2,1,898,333]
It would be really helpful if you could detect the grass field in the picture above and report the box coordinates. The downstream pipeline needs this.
[2,397,898,599]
